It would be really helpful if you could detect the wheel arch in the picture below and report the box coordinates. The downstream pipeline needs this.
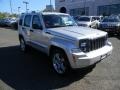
[49,45,66,56]
[19,34,24,40]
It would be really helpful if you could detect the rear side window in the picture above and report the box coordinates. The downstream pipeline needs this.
[24,15,32,27]
[19,15,24,25]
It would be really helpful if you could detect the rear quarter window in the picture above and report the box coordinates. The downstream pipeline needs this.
[19,15,24,25]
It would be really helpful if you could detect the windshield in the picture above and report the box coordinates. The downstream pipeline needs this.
[102,18,120,22]
[92,17,100,20]
[78,17,90,21]
[42,14,77,28]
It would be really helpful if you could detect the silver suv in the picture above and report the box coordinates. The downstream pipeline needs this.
[18,12,113,75]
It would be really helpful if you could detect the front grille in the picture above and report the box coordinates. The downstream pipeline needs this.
[88,36,107,52]
[80,36,107,52]
[102,24,118,29]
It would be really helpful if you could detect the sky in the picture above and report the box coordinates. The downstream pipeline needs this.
[0,0,55,14]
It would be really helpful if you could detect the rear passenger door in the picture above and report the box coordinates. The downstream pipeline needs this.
[22,14,32,41]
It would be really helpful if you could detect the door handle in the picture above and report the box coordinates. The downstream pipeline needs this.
[30,29,34,32]
[46,32,51,34]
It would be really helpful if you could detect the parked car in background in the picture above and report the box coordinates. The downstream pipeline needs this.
[92,16,103,21]
[92,16,103,27]
[0,17,18,29]
[75,16,98,28]
[6,18,17,27]
[4,18,11,26]
[0,18,7,27]
[99,16,120,35]
[11,18,18,30]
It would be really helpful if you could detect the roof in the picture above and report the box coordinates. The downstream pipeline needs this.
[42,12,69,15]
[21,11,69,16]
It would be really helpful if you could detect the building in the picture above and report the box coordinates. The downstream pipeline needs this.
[55,0,120,16]
[43,5,54,12]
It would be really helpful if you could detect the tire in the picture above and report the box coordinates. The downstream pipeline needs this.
[50,49,70,75]
[19,37,28,52]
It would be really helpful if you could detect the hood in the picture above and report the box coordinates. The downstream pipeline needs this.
[47,26,107,40]
[77,21,91,25]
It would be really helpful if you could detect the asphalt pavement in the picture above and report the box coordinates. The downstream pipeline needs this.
[0,27,120,90]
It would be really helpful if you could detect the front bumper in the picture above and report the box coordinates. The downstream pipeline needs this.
[69,44,113,69]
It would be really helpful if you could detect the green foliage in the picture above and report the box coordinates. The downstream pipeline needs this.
[0,12,6,19]
[9,14,18,17]
[0,12,18,19]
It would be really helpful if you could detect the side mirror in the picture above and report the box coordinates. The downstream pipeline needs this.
[33,24,43,30]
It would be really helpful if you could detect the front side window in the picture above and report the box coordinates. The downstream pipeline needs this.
[32,15,42,29]
[24,15,32,27]
[42,14,77,28]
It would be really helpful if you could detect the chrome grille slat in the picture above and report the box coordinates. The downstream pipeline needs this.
[81,36,106,52]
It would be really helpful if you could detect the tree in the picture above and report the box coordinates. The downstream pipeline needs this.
[0,12,6,19]
[0,12,18,19]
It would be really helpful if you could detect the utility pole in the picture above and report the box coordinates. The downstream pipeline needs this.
[93,0,95,15]
[10,0,13,14]
[50,0,52,5]
[50,0,53,12]
[18,7,21,14]
[84,0,86,15]
[23,1,29,12]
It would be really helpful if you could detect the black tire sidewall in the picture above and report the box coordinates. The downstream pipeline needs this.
[20,38,27,52]
[51,49,70,75]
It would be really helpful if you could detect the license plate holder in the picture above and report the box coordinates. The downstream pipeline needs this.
[100,54,107,60]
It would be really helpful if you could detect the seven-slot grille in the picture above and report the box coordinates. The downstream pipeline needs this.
[80,36,107,52]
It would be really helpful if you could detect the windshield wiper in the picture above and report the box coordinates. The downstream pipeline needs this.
[50,25,66,28]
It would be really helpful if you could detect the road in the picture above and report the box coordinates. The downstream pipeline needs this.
[0,27,120,90]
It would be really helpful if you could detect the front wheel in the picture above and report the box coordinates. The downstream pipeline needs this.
[51,49,70,75]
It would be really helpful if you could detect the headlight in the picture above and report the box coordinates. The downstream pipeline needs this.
[80,42,87,52]
[79,40,88,52]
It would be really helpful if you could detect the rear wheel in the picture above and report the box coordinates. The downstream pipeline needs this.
[19,37,28,52]
[51,49,70,75]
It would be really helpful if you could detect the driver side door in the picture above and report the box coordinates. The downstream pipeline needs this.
[30,15,46,51]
